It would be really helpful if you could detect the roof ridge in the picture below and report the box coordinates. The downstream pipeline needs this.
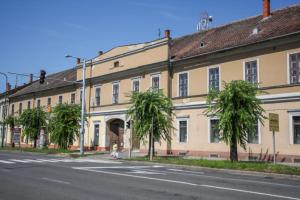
[172,3,300,41]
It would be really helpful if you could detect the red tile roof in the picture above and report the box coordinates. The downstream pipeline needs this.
[170,4,300,61]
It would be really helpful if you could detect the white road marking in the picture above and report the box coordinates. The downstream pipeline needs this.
[22,159,44,163]
[73,166,156,170]
[75,168,198,186]
[128,170,166,175]
[0,160,15,164]
[9,159,32,163]
[73,167,300,200]
[168,169,205,174]
[169,169,300,189]
[41,177,70,185]
[76,159,122,164]
[201,184,300,200]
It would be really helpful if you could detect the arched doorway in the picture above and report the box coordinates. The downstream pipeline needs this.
[108,119,124,151]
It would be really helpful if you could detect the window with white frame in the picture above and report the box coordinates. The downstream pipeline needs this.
[179,72,188,97]
[247,122,259,144]
[19,103,22,115]
[289,53,300,84]
[36,99,40,107]
[94,87,101,106]
[178,120,187,143]
[11,104,14,116]
[210,119,220,143]
[292,115,300,144]
[80,90,83,103]
[58,96,63,104]
[208,67,220,91]
[245,60,258,83]
[112,83,119,104]
[37,99,41,107]
[27,101,31,109]
[71,93,75,104]
[151,75,160,90]
[47,97,51,107]
[132,78,140,92]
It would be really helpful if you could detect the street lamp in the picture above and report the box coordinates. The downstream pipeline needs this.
[0,72,8,148]
[65,54,86,156]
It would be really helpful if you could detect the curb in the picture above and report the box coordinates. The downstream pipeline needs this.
[123,159,300,180]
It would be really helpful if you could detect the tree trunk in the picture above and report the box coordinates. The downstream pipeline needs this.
[33,139,37,148]
[230,134,238,162]
[152,135,155,156]
[148,133,151,156]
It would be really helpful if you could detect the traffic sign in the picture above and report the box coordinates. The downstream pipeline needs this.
[269,113,279,132]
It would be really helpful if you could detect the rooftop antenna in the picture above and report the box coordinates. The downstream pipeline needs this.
[158,28,161,38]
[197,11,213,31]
[15,74,18,88]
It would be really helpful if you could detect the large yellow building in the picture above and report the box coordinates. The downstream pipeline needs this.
[6,2,300,162]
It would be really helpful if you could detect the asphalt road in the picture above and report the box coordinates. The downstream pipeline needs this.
[0,151,299,200]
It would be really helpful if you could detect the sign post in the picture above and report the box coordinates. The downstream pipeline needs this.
[13,128,21,148]
[269,113,279,164]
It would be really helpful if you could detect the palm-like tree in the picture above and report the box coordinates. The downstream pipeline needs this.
[126,89,174,158]
[205,80,266,162]
[48,103,81,149]
[19,107,47,148]
[4,115,18,146]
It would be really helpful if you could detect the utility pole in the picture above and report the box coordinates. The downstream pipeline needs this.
[0,72,8,148]
[65,55,87,156]
[80,59,86,156]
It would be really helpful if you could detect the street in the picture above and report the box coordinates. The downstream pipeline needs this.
[0,151,299,200]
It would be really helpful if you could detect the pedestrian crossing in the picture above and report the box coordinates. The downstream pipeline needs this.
[0,158,122,165]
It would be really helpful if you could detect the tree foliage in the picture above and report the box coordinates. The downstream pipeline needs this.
[205,80,266,162]
[48,103,81,149]
[19,107,47,147]
[126,89,174,156]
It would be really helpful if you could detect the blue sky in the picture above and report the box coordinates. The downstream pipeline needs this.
[0,0,299,92]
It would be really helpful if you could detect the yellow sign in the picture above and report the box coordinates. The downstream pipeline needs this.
[269,113,279,132]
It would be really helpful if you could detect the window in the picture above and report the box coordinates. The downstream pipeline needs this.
[37,99,41,107]
[71,93,76,104]
[112,83,119,104]
[208,67,220,91]
[58,96,63,104]
[178,120,187,143]
[210,119,220,143]
[80,90,83,103]
[289,53,300,84]
[245,60,258,83]
[19,103,22,115]
[178,72,188,97]
[151,75,160,90]
[248,122,259,144]
[47,97,51,106]
[132,78,140,92]
[95,87,101,106]
[292,116,300,144]
[114,61,120,68]
[27,101,31,109]
[11,104,14,116]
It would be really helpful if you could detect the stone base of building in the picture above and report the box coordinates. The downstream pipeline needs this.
[140,148,300,163]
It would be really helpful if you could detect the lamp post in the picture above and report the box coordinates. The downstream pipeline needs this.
[0,72,8,148]
[65,55,86,156]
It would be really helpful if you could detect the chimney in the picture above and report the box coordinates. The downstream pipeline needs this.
[76,58,81,64]
[6,82,11,91]
[98,51,103,56]
[263,0,270,18]
[164,29,170,38]
[29,73,33,83]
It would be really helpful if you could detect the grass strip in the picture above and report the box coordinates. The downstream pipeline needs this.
[129,156,300,176]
